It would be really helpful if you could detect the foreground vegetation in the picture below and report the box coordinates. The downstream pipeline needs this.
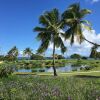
[0,75,100,100]
[0,59,100,99]
[0,59,100,100]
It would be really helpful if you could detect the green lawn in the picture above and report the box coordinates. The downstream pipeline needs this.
[14,71,100,76]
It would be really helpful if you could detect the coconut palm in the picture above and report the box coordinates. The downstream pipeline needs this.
[7,46,18,61]
[34,9,67,76]
[90,45,98,59]
[23,48,32,59]
[8,46,18,57]
[62,3,100,46]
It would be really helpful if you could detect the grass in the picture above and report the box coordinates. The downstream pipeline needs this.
[14,71,100,76]
[0,74,100,100]
[0,59,100,99]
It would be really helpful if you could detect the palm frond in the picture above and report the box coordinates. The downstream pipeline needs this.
[60,40,67,54]
[37,40,49,53]
[80,20,92,26]
[74,24,84,44]
[37,32,51,41]
[65,28,73,40]
[39,15,50,26]
[34,27,49,32]
[80,9,91,18]
[82,24,92,31]
[68,3,80,12]
[70,33,74,45]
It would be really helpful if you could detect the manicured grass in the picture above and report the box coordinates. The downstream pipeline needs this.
[14,70,100,76]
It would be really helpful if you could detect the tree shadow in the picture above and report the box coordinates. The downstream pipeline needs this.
[74,75,100,79]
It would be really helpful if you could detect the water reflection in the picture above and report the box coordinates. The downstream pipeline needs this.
[16,64,86,73]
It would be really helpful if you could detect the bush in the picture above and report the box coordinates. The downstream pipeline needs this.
[4,55,17,61]
[30,54,44,60]
[0,64,14,78]
[70,54,82,59]
[57,55,65,59]
[84,66,91,70]
[0,55,5,61]
[82,56,87,60]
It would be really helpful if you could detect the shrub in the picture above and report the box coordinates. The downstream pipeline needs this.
[82,56,87,59]
[70,54,82,59]
[30,54,44,60]
[0,64,14,78]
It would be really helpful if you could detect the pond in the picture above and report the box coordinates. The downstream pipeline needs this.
[16,64,87,73]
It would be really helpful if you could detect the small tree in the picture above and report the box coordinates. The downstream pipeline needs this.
[23,48,33,59]
[70,54,82,59]
[30,54,44,60]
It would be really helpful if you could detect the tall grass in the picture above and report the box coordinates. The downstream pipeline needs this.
[0,75,100,100]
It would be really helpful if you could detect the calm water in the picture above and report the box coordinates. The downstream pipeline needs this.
[16,64,86,73]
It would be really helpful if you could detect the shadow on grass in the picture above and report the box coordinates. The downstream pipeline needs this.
[74,75,100,79]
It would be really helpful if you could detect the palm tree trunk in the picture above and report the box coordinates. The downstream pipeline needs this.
[52,43,57,76]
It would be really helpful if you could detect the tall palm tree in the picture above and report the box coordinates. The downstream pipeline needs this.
[34,9,67,76]
[23,48,32,59]
[62,3,100,46]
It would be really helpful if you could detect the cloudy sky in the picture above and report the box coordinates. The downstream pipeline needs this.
[0,0,100,57]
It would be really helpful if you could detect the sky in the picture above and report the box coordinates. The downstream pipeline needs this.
[0,0,100,57]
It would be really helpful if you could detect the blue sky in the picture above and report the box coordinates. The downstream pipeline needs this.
[0,0,100,56]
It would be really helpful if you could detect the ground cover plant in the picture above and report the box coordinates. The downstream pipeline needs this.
[0,75,100,100]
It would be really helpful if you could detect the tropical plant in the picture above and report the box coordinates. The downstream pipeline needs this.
[23,48,33,59]
[34,9,67,76]
[96,52,100,58]
[6,46,18,61]
[30,53,44,60]
[8,46,18,57]
[62,3,100,46]
[90,45,98,59]
[70,53,82,59]
[0,64,14,78]
[0,55,5,61]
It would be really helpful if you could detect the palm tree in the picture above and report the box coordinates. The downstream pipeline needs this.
[7,46,18,60]
[90,45,98,59]
[8,46,18,57]
[23,48,32,59]
[62,3,100,46]
[34,9,67,76]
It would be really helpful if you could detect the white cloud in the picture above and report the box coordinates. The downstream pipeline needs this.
[85,0,99,4]
[18,50,24,57]
[48,29,100,57]
[92,0,99,3]
[19,50,23,55]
